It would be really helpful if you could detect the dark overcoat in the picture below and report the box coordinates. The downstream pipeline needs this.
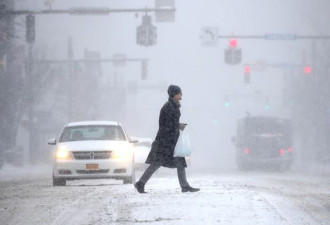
[145,98,187,168]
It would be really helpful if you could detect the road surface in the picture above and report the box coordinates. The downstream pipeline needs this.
[0,165,329,225]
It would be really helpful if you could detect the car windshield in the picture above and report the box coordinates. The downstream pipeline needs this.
[246,119,291,137]
[59,125,127,142]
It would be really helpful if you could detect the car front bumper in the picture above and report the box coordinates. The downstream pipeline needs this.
[53,158,133,180]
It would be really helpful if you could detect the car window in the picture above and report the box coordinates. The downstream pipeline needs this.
[246,119,290,136]
[135,141,152,147]
[59,125,127,142]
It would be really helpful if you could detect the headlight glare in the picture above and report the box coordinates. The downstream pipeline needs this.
[56,148,72,160]
[112,149,130,159]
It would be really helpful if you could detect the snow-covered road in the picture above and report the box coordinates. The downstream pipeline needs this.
[0,165,330,225]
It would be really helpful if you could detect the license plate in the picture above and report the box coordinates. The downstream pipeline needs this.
[86,164,99,170]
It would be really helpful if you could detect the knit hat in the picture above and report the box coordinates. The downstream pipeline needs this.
[167,85,182,97]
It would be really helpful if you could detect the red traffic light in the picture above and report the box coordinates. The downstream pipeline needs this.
[244,65,250,74]
[304,66,311,74]
[229,38,237,48]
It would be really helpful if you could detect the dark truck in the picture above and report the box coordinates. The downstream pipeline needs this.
[233,116,293,170]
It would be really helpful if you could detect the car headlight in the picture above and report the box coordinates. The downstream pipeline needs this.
[111,149,131,159]
[55,147,72,160]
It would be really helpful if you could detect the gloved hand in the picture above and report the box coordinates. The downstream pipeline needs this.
[179,123,187,131]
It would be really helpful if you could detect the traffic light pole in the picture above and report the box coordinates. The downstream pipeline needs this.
[35,58,149,64]
[26,42,34,164]
[216,32,330,66]
[2,7,175,16]
[34,56,150,83]
[67,38,74,121]
[216,34,330,40]
[35,56,150,81]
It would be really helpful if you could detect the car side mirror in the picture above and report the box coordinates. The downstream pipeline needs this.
[129,136,139,144]
[48,138,57,145]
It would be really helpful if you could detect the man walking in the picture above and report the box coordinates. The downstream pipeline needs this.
[134,85,200,193]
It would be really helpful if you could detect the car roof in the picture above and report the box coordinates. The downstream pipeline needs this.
[66,121,120,127]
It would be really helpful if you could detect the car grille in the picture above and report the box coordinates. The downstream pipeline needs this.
[76,169,109,174]
[72,151,111,160]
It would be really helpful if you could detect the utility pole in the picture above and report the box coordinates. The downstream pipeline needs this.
[67,38,73,121]
[26,41,34,164]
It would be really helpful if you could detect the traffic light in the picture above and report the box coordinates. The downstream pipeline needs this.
[244,65,250,84]
[224,38,241,65]
[136,15,157,46]
[225,48,234,64]
[141,61,147,80]
[137,24,147,46]
[26,14,35,43]
[229,38,237,48]
[304,66,311,75]
[235,48,242,64]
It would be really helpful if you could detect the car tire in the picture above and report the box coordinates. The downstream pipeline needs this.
[53,176,66,186]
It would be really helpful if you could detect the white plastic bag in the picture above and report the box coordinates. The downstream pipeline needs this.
[174,129,192,157]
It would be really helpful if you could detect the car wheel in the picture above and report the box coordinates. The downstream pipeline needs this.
[53,176,66,186]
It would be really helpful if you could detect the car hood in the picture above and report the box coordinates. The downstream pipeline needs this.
[133,146,151,151]
[57,140,131,151]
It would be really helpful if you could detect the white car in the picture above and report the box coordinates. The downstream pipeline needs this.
[133,138,152,168]
[48,121,137,186]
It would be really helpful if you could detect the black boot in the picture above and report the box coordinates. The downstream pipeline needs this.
[134,181,147,194]
[181,186,200,193]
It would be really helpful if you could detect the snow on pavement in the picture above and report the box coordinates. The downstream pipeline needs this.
[0,165,330,225]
